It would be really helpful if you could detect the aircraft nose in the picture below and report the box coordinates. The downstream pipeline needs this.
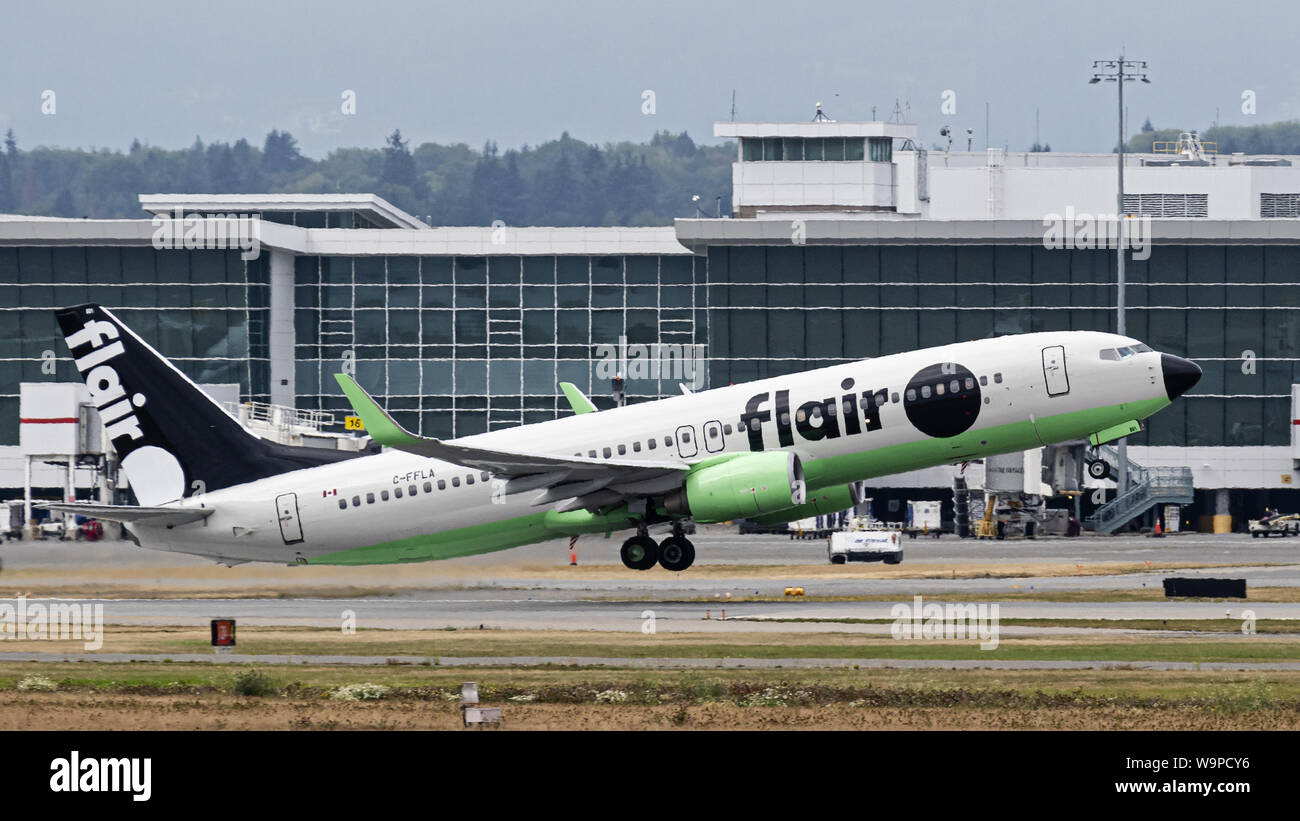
[1161,353,1201,400]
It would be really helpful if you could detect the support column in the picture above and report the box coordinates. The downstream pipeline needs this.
[1213,488,1232,535]
[268,249,296,409]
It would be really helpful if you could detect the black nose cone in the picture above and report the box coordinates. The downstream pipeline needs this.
[1162,353,1201,400]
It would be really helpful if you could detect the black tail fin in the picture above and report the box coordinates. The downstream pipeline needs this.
[55,304,356,505]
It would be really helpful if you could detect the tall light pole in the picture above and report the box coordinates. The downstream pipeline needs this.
[1090,55,1149,498]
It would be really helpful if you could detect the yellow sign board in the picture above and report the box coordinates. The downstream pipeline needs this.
[344,416,365,431]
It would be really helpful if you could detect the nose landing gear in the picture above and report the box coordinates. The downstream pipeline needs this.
[619,523,696,572]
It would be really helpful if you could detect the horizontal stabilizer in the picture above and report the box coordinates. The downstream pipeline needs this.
[37,502,213,527]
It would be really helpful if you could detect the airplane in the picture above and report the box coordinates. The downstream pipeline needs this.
[41,303,1200,571]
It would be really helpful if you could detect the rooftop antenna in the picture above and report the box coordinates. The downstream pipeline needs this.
[890,98,904,123]
[730,90,736,122]
[812,102,834,122]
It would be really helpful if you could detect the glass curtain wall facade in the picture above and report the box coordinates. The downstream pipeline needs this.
[292,253,706,438]
[0,246,269,444]
[705,244,1300,448]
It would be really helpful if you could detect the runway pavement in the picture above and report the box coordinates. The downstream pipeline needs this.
[3,593,1292,632]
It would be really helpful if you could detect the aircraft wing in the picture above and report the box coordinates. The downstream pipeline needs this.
[37,502,213,527]
[335,374,688,512]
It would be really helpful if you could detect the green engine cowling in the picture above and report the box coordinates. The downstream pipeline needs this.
[749,481,867,526]
[663,451,805,523]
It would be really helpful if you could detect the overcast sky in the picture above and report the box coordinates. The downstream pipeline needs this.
[2,0,1296,156]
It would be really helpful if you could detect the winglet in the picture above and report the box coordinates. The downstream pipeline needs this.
[559,382,598,415]
[334,373,423,446]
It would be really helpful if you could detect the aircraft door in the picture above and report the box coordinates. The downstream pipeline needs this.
[675,424,698,458]
[276,492,304,544]
[1042,345,1070,396]
[702,419,725,453]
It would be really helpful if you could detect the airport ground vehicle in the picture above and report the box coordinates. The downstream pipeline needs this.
[828,529,904,564]
[1249,510,1300,537]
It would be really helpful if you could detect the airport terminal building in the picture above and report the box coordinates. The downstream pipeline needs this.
[4,119,1300,528]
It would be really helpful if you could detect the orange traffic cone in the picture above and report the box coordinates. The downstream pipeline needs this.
[1154,519,1163,537]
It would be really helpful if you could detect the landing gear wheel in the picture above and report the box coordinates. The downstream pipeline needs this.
[1086,459,1112,481]
[657,536,695,572]
[620,535,659,570]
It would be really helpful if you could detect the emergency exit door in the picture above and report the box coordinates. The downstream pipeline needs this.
[276,492,304,544]
[1042,346,1070,396]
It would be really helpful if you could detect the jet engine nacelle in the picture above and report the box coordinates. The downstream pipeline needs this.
[749,481,867,527]
[664,452,805,523]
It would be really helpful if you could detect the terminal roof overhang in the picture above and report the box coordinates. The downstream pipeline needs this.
[0,213,693,256]
[672,217,1300,252]
[139,193,430,230]
[715,121,917,139]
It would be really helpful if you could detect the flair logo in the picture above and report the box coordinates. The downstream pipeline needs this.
[63,312,147,448]
[740,377,887,451]
[50,751,151,802]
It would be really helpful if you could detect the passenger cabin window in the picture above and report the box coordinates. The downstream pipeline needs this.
[466,474,475,485]
[393,487,403,499]
[993,373,1003,384]
[423,482,432,493]
[724,423,733,434]
[588,450,597,458]
[409,484,417,496]
[481,472,489,481]
[352,496,361,507]
[438,480,446,490]
[664,436,673,446]
[618,444,627,454]
[381,490,389,501]
[906,388,916,401]
[366,493,375,504]
[647,439,656,450]
[603,447,612,458]
[633,441,642,452]
[891,392,899,403]
[979,375,988,386]
[452,477,460,487]
[338,499,347,510]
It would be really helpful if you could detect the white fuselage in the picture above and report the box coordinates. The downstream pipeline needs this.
[129,331,1165,564]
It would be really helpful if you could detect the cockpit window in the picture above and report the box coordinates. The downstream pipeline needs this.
[1131,343,1152,353]
[1099,348,1120,361]
[1117,346,1134,358]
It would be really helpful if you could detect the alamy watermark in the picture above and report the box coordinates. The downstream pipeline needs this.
[890,595,999,650]
[151,207,261,260]
[1042,208,1151,261]
[595,335,706,391]
[0,596,103,650]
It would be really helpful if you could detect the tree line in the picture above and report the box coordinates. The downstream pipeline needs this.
[3,119,1298,225]
[0,128,734,226]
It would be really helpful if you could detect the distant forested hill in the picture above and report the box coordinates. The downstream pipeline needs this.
[0,128,734,226]
[1124,119,1300,156]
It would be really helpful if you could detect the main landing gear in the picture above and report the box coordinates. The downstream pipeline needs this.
[620,524,695,572]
